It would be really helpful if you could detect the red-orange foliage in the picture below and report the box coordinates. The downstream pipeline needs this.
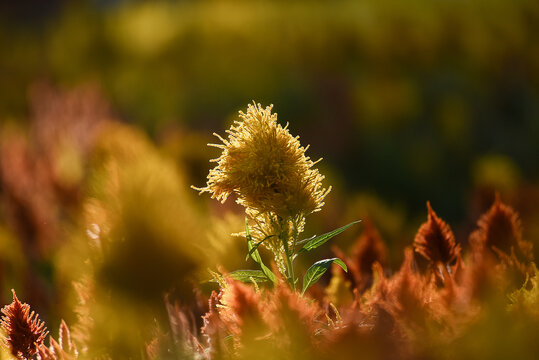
[469,195,535,289]
[269,284,321,355]
[165,299,205,357]
[2,196,536,360]
[37,320,78,360]
[384,249,437,334]
[0,132,58,251]
[218,280,269,345]
[333,218,388,294]
[201,291,227,359]
[0,83,109,254]
[352,219,389,275]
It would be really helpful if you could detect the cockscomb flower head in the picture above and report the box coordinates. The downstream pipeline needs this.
[194,102,330,219]
[470,195,532,263]
[413,202,461,270]
[1,290,48,359]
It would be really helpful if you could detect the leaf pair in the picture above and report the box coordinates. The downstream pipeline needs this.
[299,221,360,294]
[221,220,359,292]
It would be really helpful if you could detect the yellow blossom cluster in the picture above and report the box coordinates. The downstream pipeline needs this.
[196,102,330,219]
[195,102,330,272]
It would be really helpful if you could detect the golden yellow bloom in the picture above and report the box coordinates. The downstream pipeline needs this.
[195,102,330,219]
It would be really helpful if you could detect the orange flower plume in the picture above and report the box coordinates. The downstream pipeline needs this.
[470,195,532,263]
[1,290,48,359]
[413,202,461,270]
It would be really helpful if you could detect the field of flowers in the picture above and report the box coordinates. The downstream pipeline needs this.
[1,1,539,359]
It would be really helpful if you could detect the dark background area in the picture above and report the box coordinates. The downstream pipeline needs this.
[1,0,538,266]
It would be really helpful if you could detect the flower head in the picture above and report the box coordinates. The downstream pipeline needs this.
[195,102,330,219]
[470,195,532,262]
[413,202,460,268]
[1,290,48,359]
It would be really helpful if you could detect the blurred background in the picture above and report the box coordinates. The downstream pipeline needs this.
[0,0,538,333]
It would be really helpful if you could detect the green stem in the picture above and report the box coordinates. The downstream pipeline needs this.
[290,219,300,290]
[280,228,296,291]
[288,245,296,291]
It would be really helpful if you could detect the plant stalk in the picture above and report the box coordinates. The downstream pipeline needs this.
[280,229,296,291]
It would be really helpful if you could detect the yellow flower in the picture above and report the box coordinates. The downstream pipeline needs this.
[195,102,330,219]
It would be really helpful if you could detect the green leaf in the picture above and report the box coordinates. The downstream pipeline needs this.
[229,270,270,283]
[302,258,347,295]
[298,220,361,255]
[245,234,276,261]
[245,220,277,284]
[296,234,317,245]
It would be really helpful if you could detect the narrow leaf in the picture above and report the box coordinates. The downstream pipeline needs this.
[245,235,276,261]
[229,270,270,283]
[302,258,347,295]
[246,220,277,284]
[299,220,361,254]
[296,234,317,245]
